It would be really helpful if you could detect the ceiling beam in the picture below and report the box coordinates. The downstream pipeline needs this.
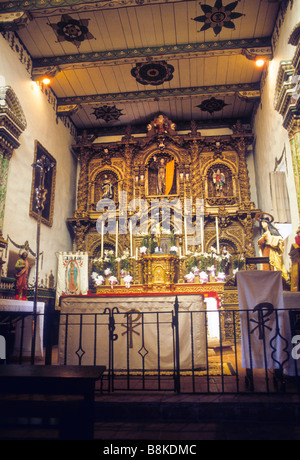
[56,82,261,109]
[32,37,272,74]
[0,0,192,14]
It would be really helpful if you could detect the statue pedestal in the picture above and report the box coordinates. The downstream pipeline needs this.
[141,254,178,292]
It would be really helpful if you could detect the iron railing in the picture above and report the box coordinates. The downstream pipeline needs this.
[1,300,300,395]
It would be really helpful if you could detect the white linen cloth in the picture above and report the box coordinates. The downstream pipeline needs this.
[236,271,289,370]
[59,294,207,370]
[0,299,45,357]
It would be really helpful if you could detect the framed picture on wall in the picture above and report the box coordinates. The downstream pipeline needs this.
[29,140,56,227]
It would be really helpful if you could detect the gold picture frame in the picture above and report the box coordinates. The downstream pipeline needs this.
[29,141,56,227]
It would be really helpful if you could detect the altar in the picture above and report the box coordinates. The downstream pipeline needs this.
[58,292,207,371]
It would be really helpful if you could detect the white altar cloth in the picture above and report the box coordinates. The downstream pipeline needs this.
[59,294,207,370]
[0,299,45,357]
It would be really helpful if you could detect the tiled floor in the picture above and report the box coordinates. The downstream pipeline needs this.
[3,343,300,440]
[93,420,300,440]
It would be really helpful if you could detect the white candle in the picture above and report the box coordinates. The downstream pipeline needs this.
[215,216,220,254]
[101,221,104,258]
[115,220,118,258]
[201,216,204,253]
[184,217,188,255]
[129,220,133,257]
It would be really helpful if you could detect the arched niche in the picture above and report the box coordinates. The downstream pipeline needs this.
[89,166,123,210]
[146,151,178,196]
[205,162,237,199]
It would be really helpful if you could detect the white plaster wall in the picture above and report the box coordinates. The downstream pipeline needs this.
[0,34,77,285]
[252,0,300,270]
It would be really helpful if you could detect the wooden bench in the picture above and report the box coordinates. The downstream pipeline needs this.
[0,365,105,440]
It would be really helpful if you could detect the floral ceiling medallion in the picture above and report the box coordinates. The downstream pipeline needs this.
[49,14,95,48]
[131,60,174,86]
[193,0,244,36]
[92,105,124,123]
[197,97,229,114]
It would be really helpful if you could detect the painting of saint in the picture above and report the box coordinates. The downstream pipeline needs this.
[66,260,80,295]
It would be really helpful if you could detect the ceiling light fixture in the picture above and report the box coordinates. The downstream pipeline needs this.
[255,58,265,68]
[42,77,51,85]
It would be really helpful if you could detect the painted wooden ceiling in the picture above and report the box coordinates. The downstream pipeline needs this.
[0,0,282,135]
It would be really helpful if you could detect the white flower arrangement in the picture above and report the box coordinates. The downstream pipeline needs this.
[91,272,104,286]
[170,246,178,253]
[185,272,195,283]
[140,246,148,255]
[191,266,200,275]
[199,271,208,283]
[104,268,112,277]
[124,274,133,288]
[108,275,118,288]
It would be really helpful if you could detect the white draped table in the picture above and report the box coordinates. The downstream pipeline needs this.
[236,271,300,375]
[0,299,45,357]
[59,293,207,370]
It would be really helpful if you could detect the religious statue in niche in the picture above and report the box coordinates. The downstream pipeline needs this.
[256,213,289,282]
[147,155,176,196]
[101,174,114,200]
[213,168,226,196]
[147,114,176,137]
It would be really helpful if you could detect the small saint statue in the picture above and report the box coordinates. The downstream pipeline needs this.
[15,250,30,300]
[101,175,114,199]
[289,226,300,291]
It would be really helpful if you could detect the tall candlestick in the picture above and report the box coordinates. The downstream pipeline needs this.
[215,216,220,254]
[115,220,118,258]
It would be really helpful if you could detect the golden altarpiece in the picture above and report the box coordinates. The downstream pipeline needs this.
[66,115,260,340]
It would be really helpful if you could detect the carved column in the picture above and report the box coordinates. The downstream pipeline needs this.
[75,147,92,218]
[233,136,252,203]
[189,140,201,200]
[123,144,134,202]
[0,86,27,231]
[0,150,11,230]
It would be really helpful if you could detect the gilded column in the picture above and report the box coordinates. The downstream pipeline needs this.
[189,140,201,200]
[0,150,11,231]
[75,147,92,218]
[233,136,252,203]
[123,144,134,202]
